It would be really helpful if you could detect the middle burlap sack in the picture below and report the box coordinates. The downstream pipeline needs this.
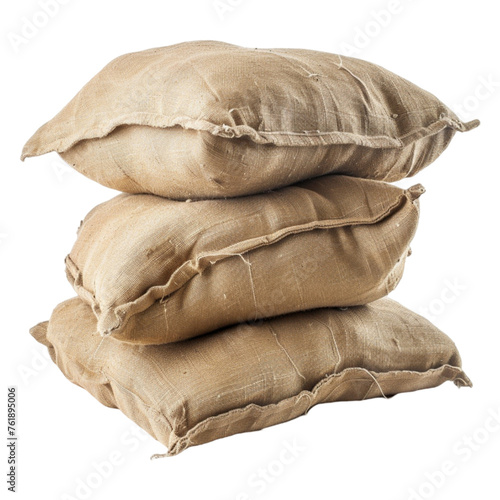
[66,175,424,344]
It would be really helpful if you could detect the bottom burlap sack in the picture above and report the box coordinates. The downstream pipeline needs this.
[30,297,471,456]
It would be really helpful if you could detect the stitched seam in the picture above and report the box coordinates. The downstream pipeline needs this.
[67,193,412,335]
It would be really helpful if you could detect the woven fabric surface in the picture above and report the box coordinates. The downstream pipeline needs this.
[30,297,471,456]
[65,175,424,344]
[21,41,478,199]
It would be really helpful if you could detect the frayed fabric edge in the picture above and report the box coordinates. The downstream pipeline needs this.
[21,114,480,160]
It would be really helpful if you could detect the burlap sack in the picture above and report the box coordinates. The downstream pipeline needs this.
[30,297,471,456]
[21,41,478,199]
[65,175,423,344]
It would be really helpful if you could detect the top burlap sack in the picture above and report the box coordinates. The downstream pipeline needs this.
[21,41,478,199]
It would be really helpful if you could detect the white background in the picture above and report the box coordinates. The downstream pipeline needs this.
[1,1,499,499]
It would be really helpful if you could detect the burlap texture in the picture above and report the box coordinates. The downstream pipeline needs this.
[65,175,423,344]
[30,297,471,456]
[21,41,478,199]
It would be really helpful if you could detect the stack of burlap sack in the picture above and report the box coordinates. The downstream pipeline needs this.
[23,41,478,456]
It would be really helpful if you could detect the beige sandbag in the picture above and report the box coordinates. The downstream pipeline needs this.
[21,41,478,199]
[66,175,423,344]
[30,297,471,456]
